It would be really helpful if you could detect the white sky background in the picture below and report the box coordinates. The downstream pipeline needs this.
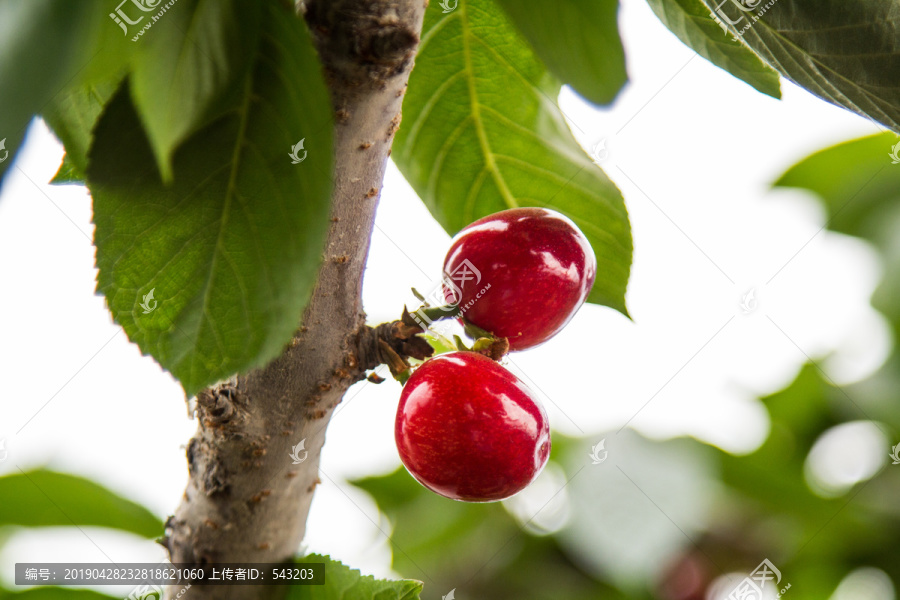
[0,0,891,591]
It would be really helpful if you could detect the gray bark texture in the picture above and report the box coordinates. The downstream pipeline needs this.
[162,1,426,597]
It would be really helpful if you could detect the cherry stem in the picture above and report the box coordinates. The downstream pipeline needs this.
[408,304,495,341]
[415,303,462,321]
[463,320,494,340]
[453,335,470,351]
[399,303,508,363]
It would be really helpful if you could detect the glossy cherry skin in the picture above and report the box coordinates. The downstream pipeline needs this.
[443,207,596,351]
[395,352,550,502]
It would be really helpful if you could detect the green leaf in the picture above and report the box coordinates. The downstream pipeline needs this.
[494,0,627,106]
[645,0,780,98]
[43,80,119,178]
[392,0,632,315]
[87,1,333,396]
[701,0,900,132]
[0,0,95,183]
[76,1,137,87]
[50,155,85,186]
[129,0,262,181]
[774,132,900,240]
[0,469,161,538]
[0,0,132,185]
[288,555,422,600]
[0,588,117,600]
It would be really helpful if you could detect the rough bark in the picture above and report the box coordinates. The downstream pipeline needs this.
[162,1,425,597]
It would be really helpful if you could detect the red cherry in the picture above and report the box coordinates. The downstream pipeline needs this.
[443,207,596,351]
[395,352,550,502]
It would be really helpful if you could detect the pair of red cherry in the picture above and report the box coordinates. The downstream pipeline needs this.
[394,208,597,502]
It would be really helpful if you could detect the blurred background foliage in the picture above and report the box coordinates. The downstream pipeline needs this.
[2,135,899,600]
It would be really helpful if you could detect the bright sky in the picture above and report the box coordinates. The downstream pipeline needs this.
[0,0,888,594]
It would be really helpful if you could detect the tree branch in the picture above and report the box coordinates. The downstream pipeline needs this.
[162,1,424,597]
